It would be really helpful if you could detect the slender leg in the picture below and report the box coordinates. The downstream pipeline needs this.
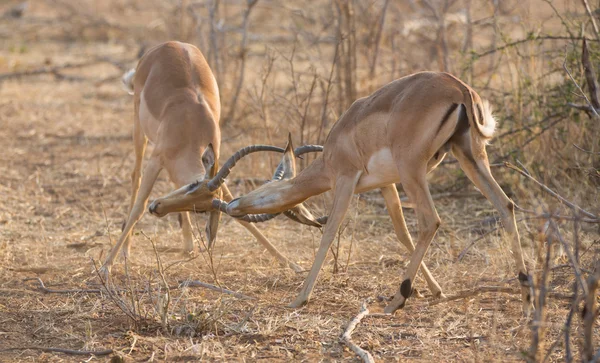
[221,183,303,272]
[380,184,444,298]
[122,119,148,258]
[289,171,362,308]
[180,212,195,253]
[452,140,533,314]
[100,157,162,277]
[385,169,440,313]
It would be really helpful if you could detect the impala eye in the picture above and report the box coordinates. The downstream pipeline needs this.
[187,182,199,192]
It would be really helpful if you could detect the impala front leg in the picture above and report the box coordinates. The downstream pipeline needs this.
[289,172,362,308]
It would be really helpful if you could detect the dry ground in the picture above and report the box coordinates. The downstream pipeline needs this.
[0,1,598,362]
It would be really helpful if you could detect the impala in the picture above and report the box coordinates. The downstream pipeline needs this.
[148,72,533,314]
[99,41,304,276]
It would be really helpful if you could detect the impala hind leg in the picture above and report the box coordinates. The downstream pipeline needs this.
[380,185,445,298]
[451,138,533,314]
[100,157,162,277]
[385,169,441,313]
[289,171,362,308]
[221,184,303,272]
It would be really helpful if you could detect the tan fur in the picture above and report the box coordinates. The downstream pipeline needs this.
[99,41,301,277]
[149,72,531,314]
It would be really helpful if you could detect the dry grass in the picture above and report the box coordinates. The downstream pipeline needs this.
[0,0,598,362]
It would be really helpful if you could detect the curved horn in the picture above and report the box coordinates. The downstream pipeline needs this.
[294,145,324,156]
[207,145,285,191]
[211,199,280,223]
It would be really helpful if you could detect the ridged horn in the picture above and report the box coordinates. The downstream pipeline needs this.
[207,145,285,191]
[211,199,280,223]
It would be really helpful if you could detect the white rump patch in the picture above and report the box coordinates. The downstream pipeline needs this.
[121,68,136,95]
[479,99,496,139]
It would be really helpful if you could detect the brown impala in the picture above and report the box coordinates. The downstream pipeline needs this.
[98,41,306,277]
[148,71,533,314]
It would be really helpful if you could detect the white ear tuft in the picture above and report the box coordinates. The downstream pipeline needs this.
[121,68,136,95]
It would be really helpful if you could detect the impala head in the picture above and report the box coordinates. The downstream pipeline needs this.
[147,144,222,246]
[148,144,220,217]
[225,135,323,230]
[148,143,293,216]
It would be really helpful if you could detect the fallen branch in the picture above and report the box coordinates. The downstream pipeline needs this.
[0,346,113,356]
[420,286,574,307]
[0,57,130,83]
[23,277,101,294]
[340,300,374,363]
[177,280,254,300]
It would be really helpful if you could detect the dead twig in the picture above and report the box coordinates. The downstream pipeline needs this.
[0,346,113,356]
[23,277,101,294]
[222,0,259,125]
[581,38,600,109]
[582,0,600,41]
[563,48,600,118]
[340,300,375,363]
[583,260,600,362]
[504,162,598,219]
[420,286,574,307]
[177,280,254,300]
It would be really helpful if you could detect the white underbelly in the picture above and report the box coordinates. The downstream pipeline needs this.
[138,89,161,142]
[356,148,400,192]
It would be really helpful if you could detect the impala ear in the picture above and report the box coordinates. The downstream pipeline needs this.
[202,144,218,179]
[272,133,297,180]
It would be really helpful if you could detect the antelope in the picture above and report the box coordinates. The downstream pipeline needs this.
[98,41,304,277]
[148,71,534,314]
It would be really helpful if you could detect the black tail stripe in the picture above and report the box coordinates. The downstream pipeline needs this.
[436,103,459,134]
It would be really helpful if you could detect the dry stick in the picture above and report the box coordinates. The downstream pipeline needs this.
[562,212,581,363]
[504,162,598,219]
[529,217,553,362]
[583,260,600,362]
[573,143,600,155]
[563,49,600,118]
[340,301,375,363]
[420,286,574,307]
[140,231,171,329]
[208,0,221,80]
[90,259,141,326]
[176,280,254,300]
[23,277,102,294]
[317,38,339,145]
[551,221,588,295]
[0,346,113,356]
[582,0,600,41]
[581,38,600,109]
[476,35,591,59]
[222,0,258,125]
[368,0,390,78]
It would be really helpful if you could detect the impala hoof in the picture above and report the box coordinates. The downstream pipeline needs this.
[288,297,308,309]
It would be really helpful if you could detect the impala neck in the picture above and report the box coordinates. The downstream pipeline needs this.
[226,156,331,216]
